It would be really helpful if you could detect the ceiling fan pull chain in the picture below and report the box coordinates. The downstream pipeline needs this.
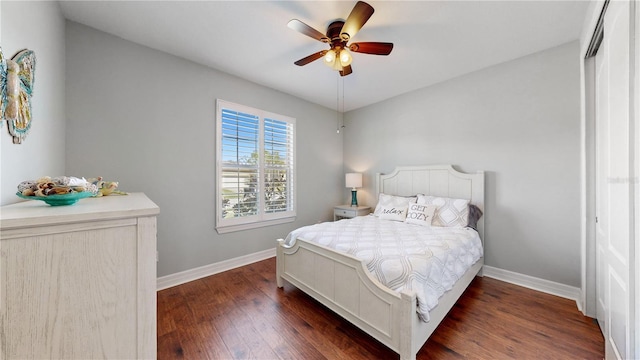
[341,76,345,131]
[337,73,341,134]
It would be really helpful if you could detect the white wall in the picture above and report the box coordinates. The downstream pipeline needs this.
[1,4,584,288]
[65,22,343,277]
[344,41,582,287]
[0,1,66,205]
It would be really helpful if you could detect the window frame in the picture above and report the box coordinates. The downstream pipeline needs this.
[215,99,296,234]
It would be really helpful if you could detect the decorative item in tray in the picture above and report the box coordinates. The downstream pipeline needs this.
[86,177,127,197]
[16,176,99,206]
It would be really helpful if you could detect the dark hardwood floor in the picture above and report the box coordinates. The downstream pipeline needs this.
[157,258,604,359]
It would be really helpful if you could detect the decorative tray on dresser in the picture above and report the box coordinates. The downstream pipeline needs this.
[0,192,159,359]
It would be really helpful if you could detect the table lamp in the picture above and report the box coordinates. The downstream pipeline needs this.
[345,173,363,207]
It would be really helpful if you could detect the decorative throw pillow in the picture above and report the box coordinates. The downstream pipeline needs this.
[405,203,437,226]
[378,206,409,221]
[467,204,484,230]
[374,193,415,221]
[416,195,469,227]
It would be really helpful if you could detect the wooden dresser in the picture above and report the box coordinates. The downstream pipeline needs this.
[0,193,159,359]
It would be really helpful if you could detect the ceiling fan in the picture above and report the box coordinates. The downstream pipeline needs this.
[288,1,393,77]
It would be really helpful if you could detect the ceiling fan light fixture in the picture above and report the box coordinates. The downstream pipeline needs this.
[339,49,353,66]
[323,48,353,71]
[332,57,343,70]
[323,50,336,66]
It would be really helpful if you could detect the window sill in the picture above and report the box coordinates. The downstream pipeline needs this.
[216,216,296,234]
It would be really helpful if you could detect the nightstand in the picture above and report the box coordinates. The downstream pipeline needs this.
[333,205,371,221]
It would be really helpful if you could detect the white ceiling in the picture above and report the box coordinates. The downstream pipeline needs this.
[59,0,589,112]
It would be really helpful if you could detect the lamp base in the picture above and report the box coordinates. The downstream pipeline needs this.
[350,189,358,207]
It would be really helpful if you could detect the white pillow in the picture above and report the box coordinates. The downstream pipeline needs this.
[374,193,415,221]
[416,195,469,227]
[405,204,437,226]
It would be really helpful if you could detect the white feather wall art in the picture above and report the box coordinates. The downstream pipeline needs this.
[0,46,36,144]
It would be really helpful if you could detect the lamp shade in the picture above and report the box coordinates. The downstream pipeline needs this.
[345,173,363,189]
[323,50,336,66]
[339,49,353,67]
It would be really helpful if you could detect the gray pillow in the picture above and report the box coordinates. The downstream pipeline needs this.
[467,204,483,230]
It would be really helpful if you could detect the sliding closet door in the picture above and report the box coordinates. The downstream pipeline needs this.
[594,31,608,334]
[594,1,633,359]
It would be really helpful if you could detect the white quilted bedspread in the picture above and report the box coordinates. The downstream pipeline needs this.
[284,215,483,322]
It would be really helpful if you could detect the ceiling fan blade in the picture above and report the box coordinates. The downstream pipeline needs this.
[288,19,329,43]
[339,65,353,77]
[340,1,374,41]
[294,50,328,66]
[349,42,394,55]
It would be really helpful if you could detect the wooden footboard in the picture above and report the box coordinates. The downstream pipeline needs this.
[277,237,483,360]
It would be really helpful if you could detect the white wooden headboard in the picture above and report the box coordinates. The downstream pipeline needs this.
[375,165,485,240]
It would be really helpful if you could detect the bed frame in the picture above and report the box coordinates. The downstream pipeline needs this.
[276,165,484,360]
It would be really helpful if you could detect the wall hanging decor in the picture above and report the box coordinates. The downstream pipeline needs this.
[0,46,37,144]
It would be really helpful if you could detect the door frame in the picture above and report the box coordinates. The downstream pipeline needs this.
[633,0,639,355]
[581,0,607,321]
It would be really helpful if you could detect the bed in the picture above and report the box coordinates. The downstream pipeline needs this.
[276,165,484,360]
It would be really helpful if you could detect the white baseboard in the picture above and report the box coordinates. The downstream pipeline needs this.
[482,265,583,311]
[156,254,584,312]
[157,248,276,291]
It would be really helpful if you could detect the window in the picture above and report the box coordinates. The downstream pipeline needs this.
[216,99,295,233]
